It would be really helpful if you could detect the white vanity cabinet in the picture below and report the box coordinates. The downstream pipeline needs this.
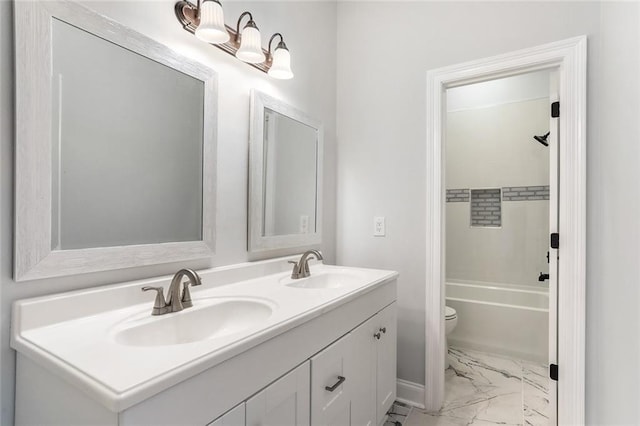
[208,403,245,426]
[206,301,396,426]
[246,361,310,426]
[12,262,398,426]
[348,316,377,426]
[310,335,351,426]
[309,302,397,426]
[375,303,398,423]
[207,302,397,426]
[348,302,397,426]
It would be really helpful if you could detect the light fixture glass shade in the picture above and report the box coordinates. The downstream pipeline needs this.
[236,25,265,64]
[268,46,293,79]
[195,0,229,44]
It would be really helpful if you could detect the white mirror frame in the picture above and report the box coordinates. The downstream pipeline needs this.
[14,1,217,281]
[248,90,323,253]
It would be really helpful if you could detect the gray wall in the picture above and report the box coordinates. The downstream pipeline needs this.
[446,98,550,287]
[336,1,639,424]
[0,1,337,423]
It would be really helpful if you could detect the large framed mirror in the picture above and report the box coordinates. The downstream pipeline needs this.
[14,1,217,281]
[248,91,323,253]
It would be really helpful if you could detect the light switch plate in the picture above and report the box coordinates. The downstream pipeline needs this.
[373,216,385,237]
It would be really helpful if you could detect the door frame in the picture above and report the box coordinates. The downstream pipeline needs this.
[424,36,586,424]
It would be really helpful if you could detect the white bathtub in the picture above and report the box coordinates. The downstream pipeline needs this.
[446,280,549,363]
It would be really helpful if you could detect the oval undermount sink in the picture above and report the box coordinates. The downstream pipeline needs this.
[281,273,361,289]
[112,298,274,347]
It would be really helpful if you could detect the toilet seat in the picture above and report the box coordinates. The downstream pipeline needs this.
[445,306,457,320]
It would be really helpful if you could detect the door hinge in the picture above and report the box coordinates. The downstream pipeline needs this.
[551,101,560,118]
[550,233,559,249]
[550,363,558,381]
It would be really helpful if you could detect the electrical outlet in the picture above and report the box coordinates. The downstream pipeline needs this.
[373,216,385,237]
[299,215,309,234]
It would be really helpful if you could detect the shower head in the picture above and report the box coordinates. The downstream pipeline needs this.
[533,131,550,147]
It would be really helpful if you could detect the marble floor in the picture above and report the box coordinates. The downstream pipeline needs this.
[405,347,550,426]
[384,401,413,426]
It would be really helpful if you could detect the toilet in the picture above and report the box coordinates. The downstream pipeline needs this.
[445,306,458,368]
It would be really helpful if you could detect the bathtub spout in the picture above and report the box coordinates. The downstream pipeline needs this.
[538,273,550,282]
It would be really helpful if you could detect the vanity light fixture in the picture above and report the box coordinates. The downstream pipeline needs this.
[194,0,229,44]
[235,12,265,64]
[267,33,293,80]
[175,0,292,78]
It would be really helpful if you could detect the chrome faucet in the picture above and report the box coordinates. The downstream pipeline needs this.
[141,268,202,315]
[289,250,323,279]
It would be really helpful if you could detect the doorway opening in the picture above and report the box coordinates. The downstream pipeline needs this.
[440,69,556,424]
[424,37,586,426]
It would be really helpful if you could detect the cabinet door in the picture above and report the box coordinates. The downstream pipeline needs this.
[347,315,377,426]
[246,361,310,426]
[376,302,397,423]
[310,335,351,426]
[207,402,245,426]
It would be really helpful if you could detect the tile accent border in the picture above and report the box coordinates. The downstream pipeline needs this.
[446,189,469,202]
[502,185,550,201]
[446,185,550,203]
[470,188,501,227]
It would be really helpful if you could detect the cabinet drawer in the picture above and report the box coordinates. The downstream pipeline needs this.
[310,335,351,426]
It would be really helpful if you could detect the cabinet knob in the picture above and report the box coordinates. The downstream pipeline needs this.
[379,327,386,334]
[374,332,381,340]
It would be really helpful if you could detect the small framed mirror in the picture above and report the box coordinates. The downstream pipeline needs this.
[14,1,217,281]
[248,91,323,253]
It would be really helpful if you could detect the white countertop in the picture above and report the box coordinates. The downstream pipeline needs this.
[11,260,398,412]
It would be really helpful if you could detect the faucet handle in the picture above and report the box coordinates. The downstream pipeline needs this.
[178,269,202,309]
[302,261,311,277]
[181,280,194,308]
[288,260,300,279]
[142,286,169,315]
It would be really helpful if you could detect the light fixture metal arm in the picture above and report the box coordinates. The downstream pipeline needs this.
[235,11,254,42]
[268,33,284,56]
[267,32,290,67]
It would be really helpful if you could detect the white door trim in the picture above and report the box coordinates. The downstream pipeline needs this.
[548,70,560,421]
[424,36,587,425]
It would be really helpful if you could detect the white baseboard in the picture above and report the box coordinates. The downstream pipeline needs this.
[396,379,425,409]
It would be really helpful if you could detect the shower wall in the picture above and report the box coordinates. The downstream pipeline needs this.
[445,96,550,288]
